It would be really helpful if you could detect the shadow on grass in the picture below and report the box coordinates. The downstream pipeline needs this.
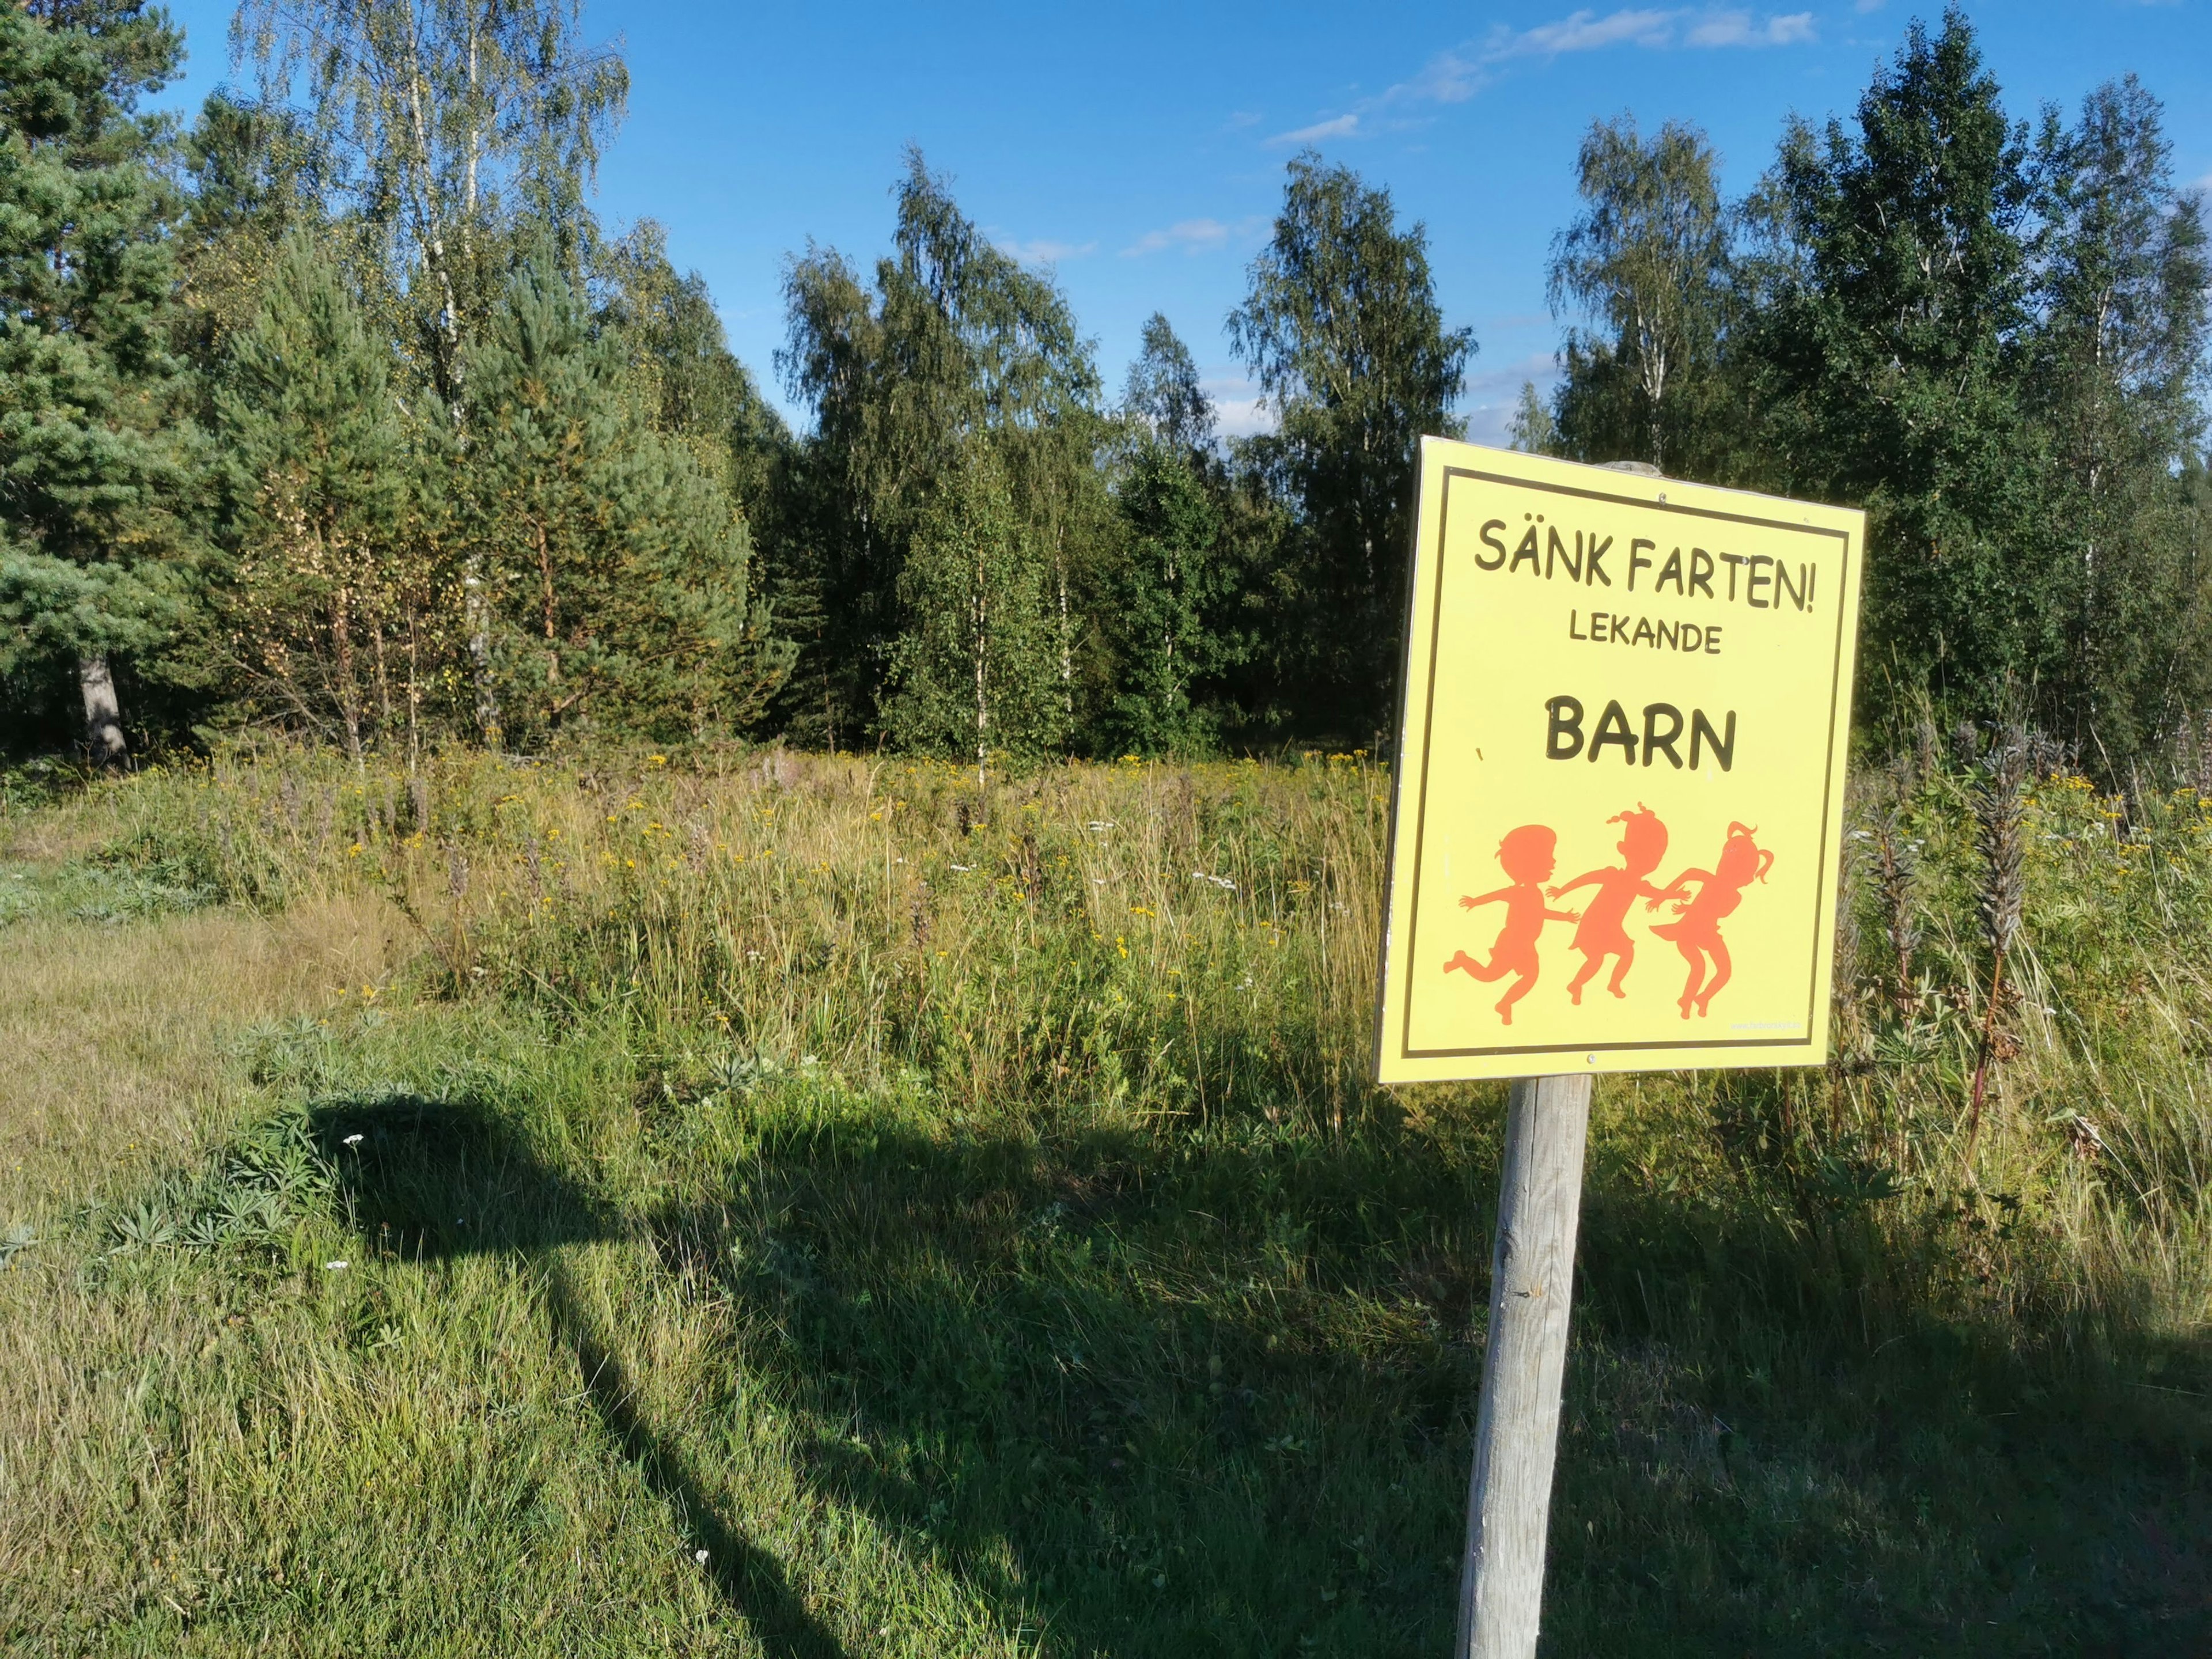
[306,1094,850,1659]
[301,1088,2212,1657]
[308,1091,1487,1655]
[649,1102,2212,1657]
[685,1122,1484,1655]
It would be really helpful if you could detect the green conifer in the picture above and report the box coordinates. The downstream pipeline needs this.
[456,260,789,745]
[0,0,191,760]
[213,234,412,762]
[1107,441,1233,755]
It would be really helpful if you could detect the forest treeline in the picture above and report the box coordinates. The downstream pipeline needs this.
[1,2,2207,778]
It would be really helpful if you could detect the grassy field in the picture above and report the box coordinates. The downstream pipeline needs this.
[3,742,2210,1656]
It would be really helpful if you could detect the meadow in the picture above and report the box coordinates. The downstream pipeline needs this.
[3,740,2209,1656]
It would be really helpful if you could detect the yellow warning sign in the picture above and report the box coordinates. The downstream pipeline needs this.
[1374,440,1865,1084]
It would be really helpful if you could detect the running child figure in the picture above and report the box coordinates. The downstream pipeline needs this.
[1548,805,1669,1005]
[1445,824,1580,1025]
[1646,821,1775,1018]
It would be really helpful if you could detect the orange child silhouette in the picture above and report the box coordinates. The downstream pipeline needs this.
[1445,824,1580,1025]
[1548,805,1669,1005]
[1646,821,1775,1018]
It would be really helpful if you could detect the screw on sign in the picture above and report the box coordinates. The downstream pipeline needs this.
[1373,440,1864,1657]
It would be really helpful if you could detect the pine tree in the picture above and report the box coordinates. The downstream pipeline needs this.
[884,444,1062,771]
[1753,10,2050,733]
[0,0,191,762]
[456,260,789,746]
[214,235,414,762]
[234,0,630,743]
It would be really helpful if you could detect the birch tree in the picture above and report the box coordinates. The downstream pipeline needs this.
[884,444,1062,771]
[1230,153,1472,738]
[1546,116,1733,474]
[232,0,626,404]
[779,150,1100,747]
[2031,76,2211,762]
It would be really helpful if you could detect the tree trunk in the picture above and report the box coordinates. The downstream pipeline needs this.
[465,559,501,749]
[371,607,395,740]
[1057,560,1073,726]
[973,547,990,787]
[332,585,364,767]
[404,595,423,777]
[79,653,128,767]
[536,516,562,732]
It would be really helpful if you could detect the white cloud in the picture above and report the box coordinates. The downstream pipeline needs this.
[1200,353,1561,445]
[993,236,1096,266]
[1176,354,1566,444]
[1271,7,1817,147]
[1267,112,1361,146]
[2190,170,2212,199]
[1119,216,1267,258]
[1388,48,1493,106]
[1202,372,1275,438]
[1684,9,1813,46]
[1486,7,1680,60]
[1481,6,1815,62]
[1464,350,1562,397]
[1459,351,1563,447]
[1463,404,1524,448]
[1123,218,1226,256]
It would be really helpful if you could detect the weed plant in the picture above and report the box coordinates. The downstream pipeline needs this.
[3,740,2209,1653]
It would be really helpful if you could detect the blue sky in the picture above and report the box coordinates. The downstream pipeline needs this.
[149,2,2212,443]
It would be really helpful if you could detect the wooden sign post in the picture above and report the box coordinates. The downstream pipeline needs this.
[1457,1072,1589,1657]
[1373,441,1865,1658]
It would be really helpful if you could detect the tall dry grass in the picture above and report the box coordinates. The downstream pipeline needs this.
[5,737,2211,1653]
[102,736,2205,1354]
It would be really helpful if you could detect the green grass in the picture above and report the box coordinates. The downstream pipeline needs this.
[3,743,2209,1654]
